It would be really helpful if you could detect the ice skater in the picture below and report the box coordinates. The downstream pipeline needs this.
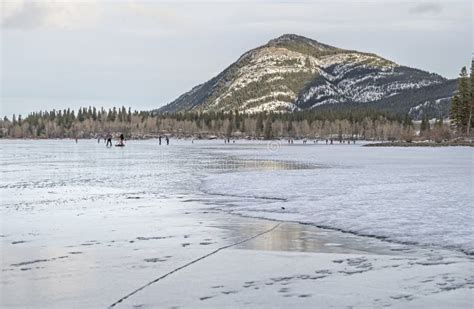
[106,134,113,147]
[117,133,125,146]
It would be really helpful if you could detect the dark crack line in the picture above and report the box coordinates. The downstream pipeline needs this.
[108,222,281,308]
[199,188,288,202]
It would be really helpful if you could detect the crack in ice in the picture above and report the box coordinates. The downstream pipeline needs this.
[108,223,282,308]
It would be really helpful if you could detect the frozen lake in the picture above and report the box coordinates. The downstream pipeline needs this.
[1,139,473,307]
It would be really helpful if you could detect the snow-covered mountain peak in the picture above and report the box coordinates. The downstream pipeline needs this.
[158,34,453,117]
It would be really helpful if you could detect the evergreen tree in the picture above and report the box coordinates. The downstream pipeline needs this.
[459,66,470,133]
[118,108,123,122]
[451,66,471,134]
[403,114,413,128]
[436,117,444,129]
[77,108,85,122]
[420,115,427,133]
[106,108,114,122]
[420,114,430,137]
[264,117,273,139]
[226,120,233,138]
[402,114,414,142]
[121,107,126,120]
[255,114,264,136]
[287,120,294,137]
[469,59,474,134]
[450,95,462,130]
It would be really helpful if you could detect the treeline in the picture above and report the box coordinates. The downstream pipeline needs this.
[0,105,451,142]
[450,60,474,135]
[0,106,150,139]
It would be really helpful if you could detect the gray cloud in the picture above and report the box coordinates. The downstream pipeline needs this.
[409,2,443,15]
[1,2,45,29]
[1,0,471,117]
[1,0,100,30]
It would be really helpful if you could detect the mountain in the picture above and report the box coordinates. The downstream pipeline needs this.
[158,34,455,118]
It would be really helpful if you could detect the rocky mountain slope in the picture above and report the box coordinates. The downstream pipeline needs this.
[158,34,455,118]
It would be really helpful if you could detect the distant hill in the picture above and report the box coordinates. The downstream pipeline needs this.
[158,34,455,119]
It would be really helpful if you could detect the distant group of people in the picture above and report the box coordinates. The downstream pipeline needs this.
[324,138,355,144]
[158,135,169,145]
[284,138,356,145]
[93,133,123,147]
[92,134,172,147]
[81,135,357,146]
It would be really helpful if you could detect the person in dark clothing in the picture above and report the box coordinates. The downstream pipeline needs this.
[158,136,162,145]
[106,134,112,147]
[118,133,125,146]
[165,136,169,145]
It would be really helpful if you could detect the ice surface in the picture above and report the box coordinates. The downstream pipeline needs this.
[115,249,474,309]
[1,139,472,307]
[200,142,474,255]
[2,140,472,256]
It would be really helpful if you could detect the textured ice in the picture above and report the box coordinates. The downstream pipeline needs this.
[201,143,474,255]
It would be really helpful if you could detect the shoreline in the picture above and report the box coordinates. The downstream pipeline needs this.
[2,137,473,147]
[364,141,474,147]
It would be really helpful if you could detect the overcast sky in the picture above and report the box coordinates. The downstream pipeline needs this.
[1,0,472,117]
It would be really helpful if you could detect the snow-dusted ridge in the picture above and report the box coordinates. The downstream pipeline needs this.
[158,34,452,116]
